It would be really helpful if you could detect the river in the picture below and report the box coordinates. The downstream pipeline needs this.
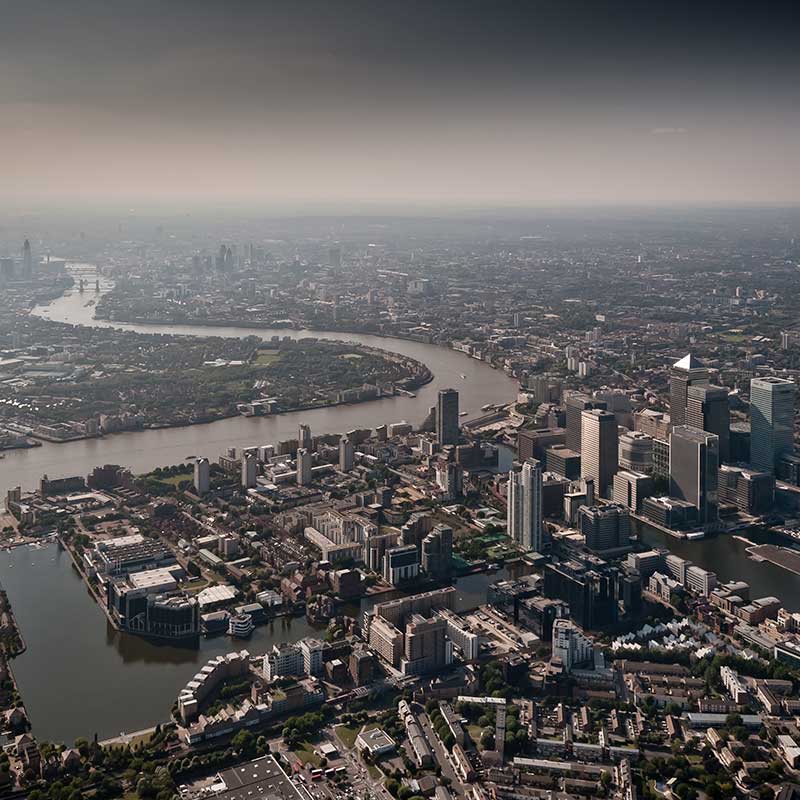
[0,268,520,744]
[4,267,800,744]
[0,541,509,745]
[1,266,518,493]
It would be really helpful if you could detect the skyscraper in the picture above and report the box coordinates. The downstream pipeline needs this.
[436,388,460,446]
[241,452,258,489]
[580,409,619,498]
[194,458,210,495]
[669,354,709,427]
[296,448,312,485]
[750,377,795,473]
[669,425,719,525]
[507,458,543,552]
[421,523,453,580]
[564,392,606,453]
[686,384,730,462]
[21,239,33,280]
[339,436,354,471]
[298,423,313,451]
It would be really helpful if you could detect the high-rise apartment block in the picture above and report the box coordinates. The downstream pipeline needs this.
[436,388,460,446]
[193,457,210,495]
[507,458,543,552]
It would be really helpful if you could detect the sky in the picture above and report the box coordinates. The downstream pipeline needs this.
[1,0,799,209]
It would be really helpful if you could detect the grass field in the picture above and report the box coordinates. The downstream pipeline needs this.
[335,724,360,749]
[293,741,322,767]
[254,349,282,365]
[145,470,193,486]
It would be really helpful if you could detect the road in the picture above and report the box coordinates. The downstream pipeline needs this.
[418,708,463,793]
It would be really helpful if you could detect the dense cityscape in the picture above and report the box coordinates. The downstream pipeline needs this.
[3,1,800,799]
[0,208,797,800]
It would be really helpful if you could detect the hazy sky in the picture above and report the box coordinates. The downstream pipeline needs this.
[2,0,799,208]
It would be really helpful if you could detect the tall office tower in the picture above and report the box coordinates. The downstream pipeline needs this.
[21,239,32,279]
[618,431,653,474]
[339,436,354,472]
[669,354,709,427]
[564,392,607,453]
[669,425,719,524]
[193,458,210,495]
[436,388,460,446]
[580,409,619,498]
[241,452,258,489]
[298,423,313,452]
[329,245,342,269]
[578,503,631,553]
[750,377,796,473]
[506,458,543,552]
[421,523,453,580]
[296,448,313,485]
[686,384,730,462]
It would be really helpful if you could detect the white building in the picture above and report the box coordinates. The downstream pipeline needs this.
[241,453,258,489]
[552,618,593,671]
[507,458,543,552]
[194,458,210,495]
[299,637,325,677]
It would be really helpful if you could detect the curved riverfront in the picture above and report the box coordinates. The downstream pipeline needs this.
[0,267,519,745]
[1,267,518,492]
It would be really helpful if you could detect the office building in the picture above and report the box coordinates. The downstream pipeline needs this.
[652,437,670,480]
[750,377,795,473]
[543,559,622,629]
[507,458,543,552]
[436,388,460,446]
[618,431,653,474]
[579,503,631,553]
[669,425,719,525]
[241,452,258,489]
[107,582,199,641]
[580,409,619,498]
[544,445,581,479]
[613,469,654,512]
[717,465,774,515]
[518,428,566,461]
[194,457,210,495]
[670,354,709,427]
[686,384,730,462]
[564,393,606,453]
[296,448,312,485]
[339,436,354,471]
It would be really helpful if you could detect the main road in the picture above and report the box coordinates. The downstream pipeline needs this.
[2,267,518,493]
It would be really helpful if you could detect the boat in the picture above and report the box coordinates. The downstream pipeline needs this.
[481,403,493,411]
[185,455,196,460]
[460,374,467,379]
[459,411,468,417]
